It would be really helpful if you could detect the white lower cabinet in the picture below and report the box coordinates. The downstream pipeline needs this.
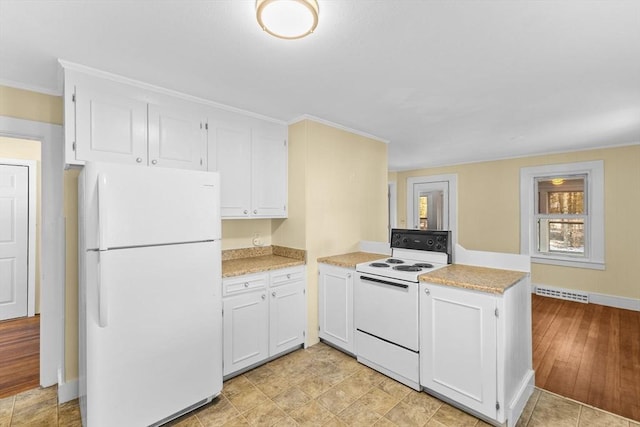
[420,278,534,426]
[318,264,354,354]
[223,266,305,377]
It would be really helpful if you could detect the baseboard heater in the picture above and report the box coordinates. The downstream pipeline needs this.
[535,286,589,303]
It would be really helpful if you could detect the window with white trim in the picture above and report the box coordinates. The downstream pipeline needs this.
[520,161,604,270]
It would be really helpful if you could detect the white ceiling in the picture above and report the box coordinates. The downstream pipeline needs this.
[1,0,639,170]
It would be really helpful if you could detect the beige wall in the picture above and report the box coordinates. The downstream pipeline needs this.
[0,136,42,312]
[221,219,273,250]
[393,145,640,300]
[273,119,389,345]
[0,85,63,125]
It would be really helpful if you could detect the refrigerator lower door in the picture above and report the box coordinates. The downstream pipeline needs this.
[81,241,222,427]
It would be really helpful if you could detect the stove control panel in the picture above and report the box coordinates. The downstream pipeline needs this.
[391,229,451,256]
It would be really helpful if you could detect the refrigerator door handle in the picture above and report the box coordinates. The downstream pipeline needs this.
[98,251,109,327]
[98,173,108,251]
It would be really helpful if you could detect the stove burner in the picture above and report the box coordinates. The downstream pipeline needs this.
[387,258,405,264]
[370,262,390,268]
[413,263,434,268]
[393,265,423,272]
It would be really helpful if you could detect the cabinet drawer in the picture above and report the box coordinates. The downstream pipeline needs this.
[270,267,304,287]
[223,273,268,296]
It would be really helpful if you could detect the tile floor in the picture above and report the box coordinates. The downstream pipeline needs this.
[1,342,638,426]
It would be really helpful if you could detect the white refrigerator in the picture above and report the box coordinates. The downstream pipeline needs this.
[78,161,222,427]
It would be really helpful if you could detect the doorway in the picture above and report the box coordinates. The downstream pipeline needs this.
[0,116,64,395]
[0,138,41,396]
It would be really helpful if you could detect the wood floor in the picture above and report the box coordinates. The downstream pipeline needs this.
[532,294,640,422]
[0,315,39,399]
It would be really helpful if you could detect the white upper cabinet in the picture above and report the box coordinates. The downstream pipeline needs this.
[73,78,148,165]
[64,67,207,171]
[148,102,207,170]
[251,129,287,217]
[210,112,288,219]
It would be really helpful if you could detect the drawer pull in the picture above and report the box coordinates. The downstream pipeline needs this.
[244,282,249,288]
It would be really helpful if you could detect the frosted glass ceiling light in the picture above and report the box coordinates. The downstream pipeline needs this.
[256,0,319,40]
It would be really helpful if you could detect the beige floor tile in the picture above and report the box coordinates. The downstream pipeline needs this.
[350,367,387,388]
[337,399,383,426]
[223,375,255,399]
[57,399,82,427]
[578,405,631,427]
[376,377,412,401]
[273,386,312,413]
[357,387,400,416]
[297,374,338,399]
[289,400,334,426]
[323,416,349,426]
[196,395,240,426]
[527,391,581,427]
[429,403,478,427]
[515,388,541,427]
[12,387,57,411]
[372,416,398,427]
[226,383,270,413]
[402,391,442,417]
[244,363,277,385]
[317,383,361,415]
[222,415,249,426]
[166,414,204,427]
[254,374,295,398]
[309,360,341,378]
[629,421,639,427]
[384,401,434,426]
[272,415,300,426]
[9,399,57,427]
[0,395,15,425]
[242,400,288,426]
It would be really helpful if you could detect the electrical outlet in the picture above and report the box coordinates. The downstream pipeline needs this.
[252,233,264,247]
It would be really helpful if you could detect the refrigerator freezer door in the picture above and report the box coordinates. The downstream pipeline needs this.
[81,241,222,427]
[81,161,221,250]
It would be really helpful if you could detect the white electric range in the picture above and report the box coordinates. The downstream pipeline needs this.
[354,229,452,390]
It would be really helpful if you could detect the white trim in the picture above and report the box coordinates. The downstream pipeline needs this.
[57,375,79,403]
[0,158,37,316]
[288,114,390,144]
[0,116,64,388]
[388,181,397,235]
[520,160,604,269]
[58,60,286,125]
[406,174,458,258]
[531,283,640,312]
[0,77,63,97]
[455,244,531,273]
[358,240,391,255]
[508,371,535,427]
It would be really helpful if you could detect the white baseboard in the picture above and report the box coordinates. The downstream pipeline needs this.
[531,283,640,311]
[58,378,79,403]
[508,370,535,427]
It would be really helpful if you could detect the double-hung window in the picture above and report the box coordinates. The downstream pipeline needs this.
[520,161,604,270]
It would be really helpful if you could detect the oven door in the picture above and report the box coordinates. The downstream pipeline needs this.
[354,273,419,351]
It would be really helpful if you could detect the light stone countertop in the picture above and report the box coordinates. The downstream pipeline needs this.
[419,264,528,294]
[317,252,388,269]
[222,246,306,278]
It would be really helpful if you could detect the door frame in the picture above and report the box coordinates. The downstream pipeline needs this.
[0,158,37,317]
[0,116,64,389]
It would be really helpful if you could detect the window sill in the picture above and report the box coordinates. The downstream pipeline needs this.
[532,256,605,270]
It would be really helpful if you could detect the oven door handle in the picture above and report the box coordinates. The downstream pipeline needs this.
[359,275,409,289]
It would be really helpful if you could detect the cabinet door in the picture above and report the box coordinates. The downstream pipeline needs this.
[75,82,148,165]
[223,291,269,376]
[213,121,252,217]
[148,104,207,171]
[318,265,354,353]
[420,283,497,419]
[269,281,305,356]
[251,130,287,218]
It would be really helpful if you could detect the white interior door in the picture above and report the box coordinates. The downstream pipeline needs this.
[0,164,29,320]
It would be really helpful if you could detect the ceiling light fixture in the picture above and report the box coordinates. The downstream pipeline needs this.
[551,178,565,185]
[256,0,319,40]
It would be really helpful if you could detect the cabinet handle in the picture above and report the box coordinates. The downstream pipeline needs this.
[253,209,258,214]
[347,273,352,279]
[243,210,248,215]
[244,282,249,288]
[136,157,142,163]
[261,294,266,300]
[151,159,157,165]
[286,274,291,279]
[272,291,276,297]
[424,288,430,295]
